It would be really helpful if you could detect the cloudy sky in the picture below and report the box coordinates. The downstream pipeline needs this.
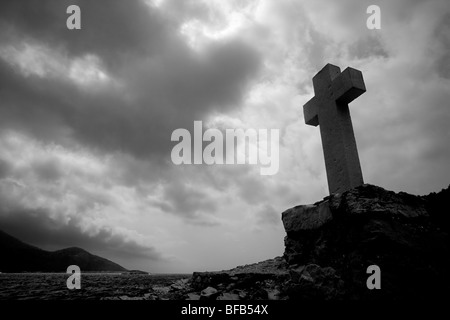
[0,0,449,273]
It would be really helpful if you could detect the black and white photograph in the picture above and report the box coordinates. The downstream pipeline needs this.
[0,0,449,315]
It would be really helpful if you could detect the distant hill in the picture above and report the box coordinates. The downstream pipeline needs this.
[0,230,127,272]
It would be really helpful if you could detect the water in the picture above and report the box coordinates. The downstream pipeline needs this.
[0,273,190,300]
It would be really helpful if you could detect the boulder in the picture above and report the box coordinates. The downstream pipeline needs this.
[186,293,200,300]
[282,200,333,233]
[200,287,219,300]
[287,264,345,300]
[171,278,190,291]
[281,184,450,300]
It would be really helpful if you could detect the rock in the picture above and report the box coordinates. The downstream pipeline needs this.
[190,257,290,301]
[118,295,145,300]
[235,290,247,300]
[200,287,219,300]
[282,200,332,233]
[282,184,450,300]
[226,283,235,291]
[217,292,240,300]
[143,293,156,300]
[186,293,200,300]
[287,264,345,300]
[266,289,281,300]
[191,257,289,296]
[423,184,450,232]
[152,286,171,295]
[329,184,429,218]
[191,272,230,291]
[171,278,189,291]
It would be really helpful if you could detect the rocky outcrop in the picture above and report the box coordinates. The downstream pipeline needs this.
[424,184,450,232]
[282,184,450,300]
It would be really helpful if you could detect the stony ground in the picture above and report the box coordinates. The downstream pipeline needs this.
[103,257,290,300]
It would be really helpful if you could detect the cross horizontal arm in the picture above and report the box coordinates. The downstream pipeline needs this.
[332,67,366,104]
[303,96,319,126]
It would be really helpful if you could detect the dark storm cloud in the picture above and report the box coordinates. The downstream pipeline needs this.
[0,0,169,67]
[0,0,261,160]
[0,208,163,261]
[153,181,219,225]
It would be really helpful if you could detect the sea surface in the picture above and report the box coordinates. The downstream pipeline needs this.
[0,273,190,300]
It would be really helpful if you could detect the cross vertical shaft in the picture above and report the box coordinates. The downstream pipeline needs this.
[303,63,366,194]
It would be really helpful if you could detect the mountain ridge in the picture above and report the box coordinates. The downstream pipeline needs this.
[0,229,127,272]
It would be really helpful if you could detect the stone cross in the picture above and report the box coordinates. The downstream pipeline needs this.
[303,63,366,194]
